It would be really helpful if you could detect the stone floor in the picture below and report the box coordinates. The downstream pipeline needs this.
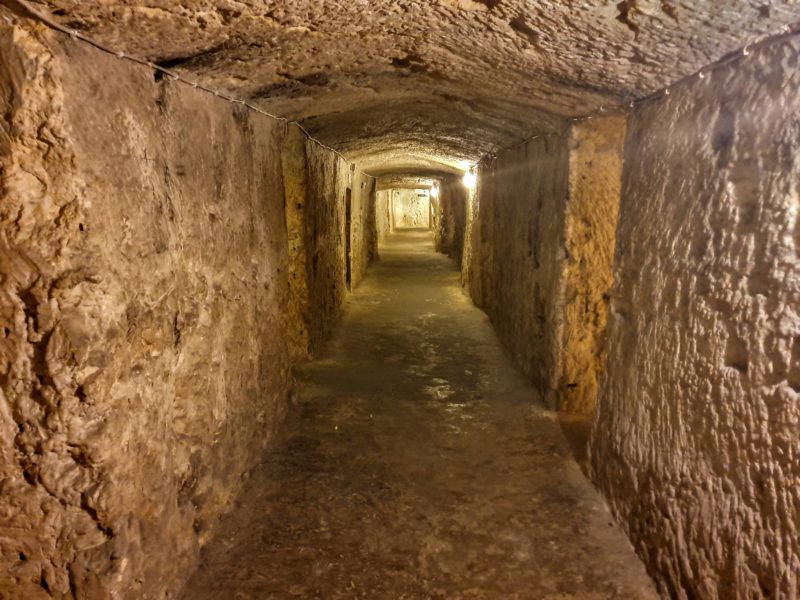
[179,229,656,599]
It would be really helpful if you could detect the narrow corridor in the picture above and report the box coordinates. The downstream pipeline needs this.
[1,5,796,596]
[180,230,656,599]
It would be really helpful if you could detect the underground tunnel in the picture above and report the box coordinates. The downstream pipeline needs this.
[0,0,798,598]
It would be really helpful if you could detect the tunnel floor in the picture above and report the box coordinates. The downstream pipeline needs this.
[180,229,656,599]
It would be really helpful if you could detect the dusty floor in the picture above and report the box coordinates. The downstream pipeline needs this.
[180,230,656,599]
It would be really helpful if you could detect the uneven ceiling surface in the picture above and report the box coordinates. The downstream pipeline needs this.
[33,0,800,173]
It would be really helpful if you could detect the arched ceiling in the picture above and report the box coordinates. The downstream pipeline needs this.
[36,0,800,174]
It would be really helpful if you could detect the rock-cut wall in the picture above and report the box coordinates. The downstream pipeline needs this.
[349,170,377,290]
[375,190,393,245]
[557,118,626,414]
[456,119,625,414]
[591,37,800,598]
[0,18,371,599]
[391,189,431,229]
[462,136,570,397]
[434,178,468,268]
[282,128,376,360]
[301,142,376,352]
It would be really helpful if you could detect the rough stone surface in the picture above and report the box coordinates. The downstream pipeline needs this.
[391,189,431,229]
[29,0,800,173]
[456,118,627,415]
[1,1,798,598]
[591,37,800,599]
[434,178,468,268]
[281,124,313,362]
[282,127,377,360]
[179,229,657,600]
[0,19,373,598]
[557,117,626,415]
[350,170,378,291]
[300,142,353,354]
[0,22,292,598]
[375,190,393,246]
[462,135,570,404]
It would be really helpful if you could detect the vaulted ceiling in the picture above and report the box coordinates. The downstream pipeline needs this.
[38,0,800,174]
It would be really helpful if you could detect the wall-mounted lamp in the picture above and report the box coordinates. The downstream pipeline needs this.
[430,183,440,199]
[462,170,477,191]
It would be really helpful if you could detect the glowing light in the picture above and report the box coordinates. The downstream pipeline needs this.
[462,170,477,190]
[455,160,473,172]
[430,183,440,198]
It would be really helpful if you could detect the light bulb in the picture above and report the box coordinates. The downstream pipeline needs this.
[463,171,477,190]
[430,184,440,198]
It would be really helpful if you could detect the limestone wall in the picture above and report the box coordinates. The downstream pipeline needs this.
[391,189,431,229]
[349,171,377,290]
[462,136,570,401]
[456,120,625,414]
[302,141,349,354]
[557,118,626,414]
[434,178,468,268]
[284,136,376,359]
[0,20,372,599]
[0,23,289,598]
[282,126,313,362]
[375,190,393,245]
[591,38,800,598]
